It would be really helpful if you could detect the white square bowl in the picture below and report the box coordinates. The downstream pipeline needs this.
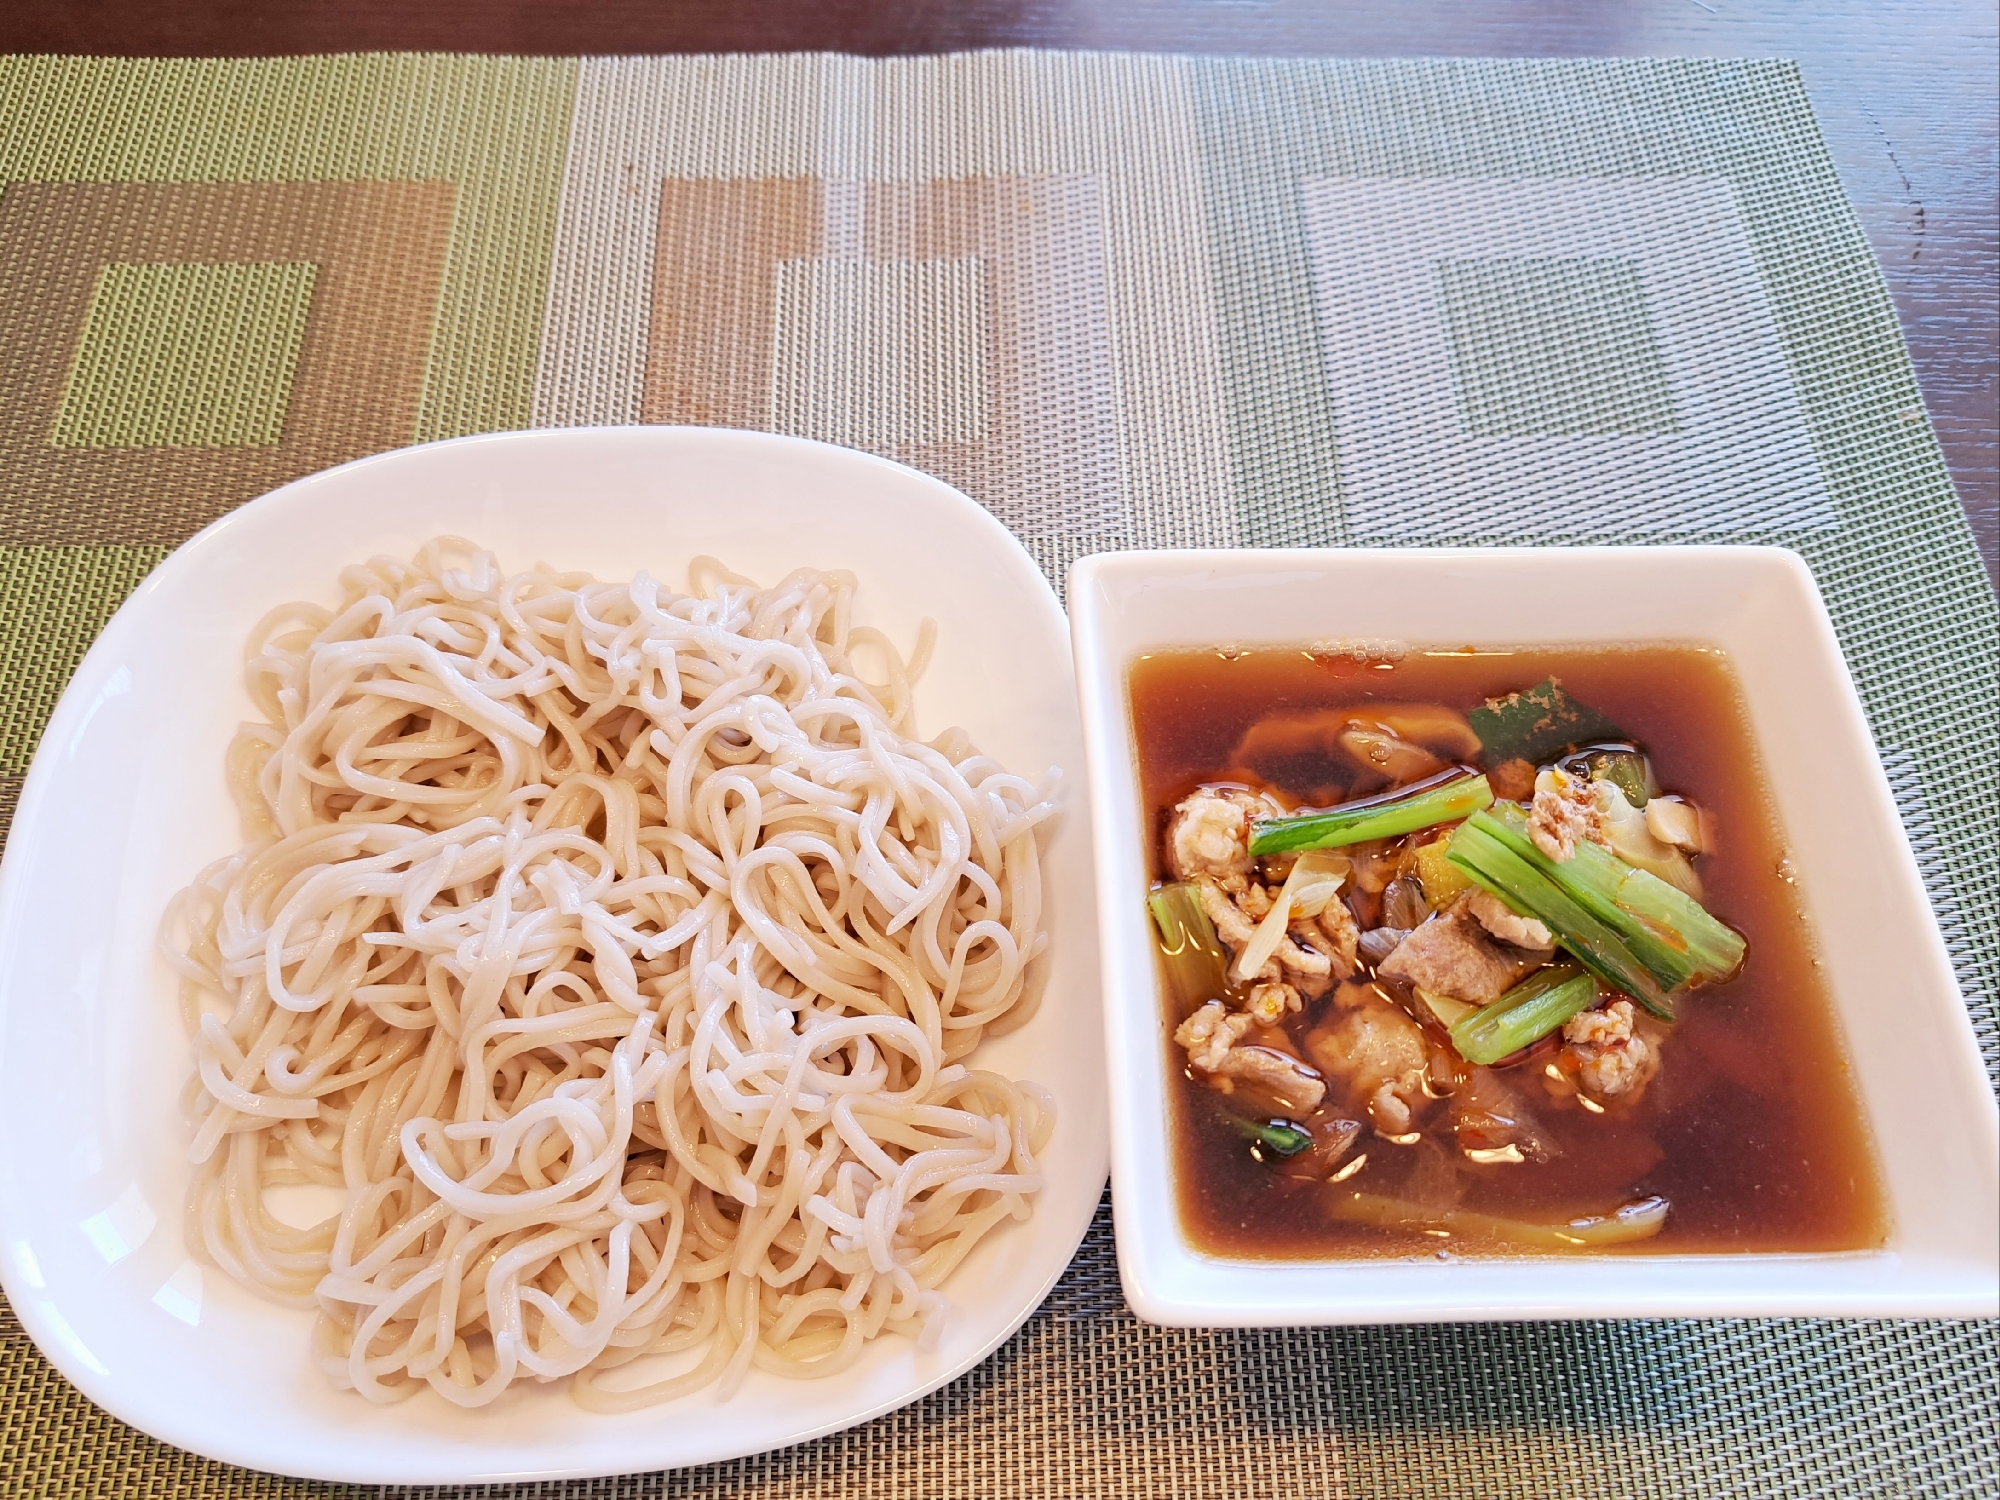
[1068,546,1998,1326]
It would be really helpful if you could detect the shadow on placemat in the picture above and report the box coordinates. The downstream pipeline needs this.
[4,1191,1995,1500]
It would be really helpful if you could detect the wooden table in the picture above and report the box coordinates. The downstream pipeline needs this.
[6,0,1994,587]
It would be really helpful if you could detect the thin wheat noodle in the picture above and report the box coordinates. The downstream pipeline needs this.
[163,538,1057,1408]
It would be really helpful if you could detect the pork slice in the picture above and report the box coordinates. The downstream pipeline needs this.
[1464,889,1553,953]
[1562,999,1661,1101]
[1165,789,1265,883]
[1376,899,1545,1004]
[1208,1045,1328,1115]
[1175,1000,1327,1114]
[1304,996,1431,1134]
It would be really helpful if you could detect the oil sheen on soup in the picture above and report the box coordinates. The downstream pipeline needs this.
[1131,643,1886,1259]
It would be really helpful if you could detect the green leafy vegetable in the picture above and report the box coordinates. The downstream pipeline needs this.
[1469,677,1622,764]
[1449,962,1598,1065]
[1560,744,1655,808]
[1445,811,1674,1016]
[1229,1116,1315,1159]
[1147,883,1231,1016]
[1446,805,1747,1019]
[1489,802,1742,987]
[1249,773,1493,856]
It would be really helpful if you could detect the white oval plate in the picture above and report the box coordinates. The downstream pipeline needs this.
[0,428,1106,1484]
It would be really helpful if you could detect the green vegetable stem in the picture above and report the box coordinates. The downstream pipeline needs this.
[1146,882,1232,1015]
[1449,962,1599,1066]
[1446,805,1745,1019]
[1249,772,1493,856]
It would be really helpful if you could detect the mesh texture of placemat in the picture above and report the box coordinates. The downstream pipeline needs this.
[0,50,1994,1500]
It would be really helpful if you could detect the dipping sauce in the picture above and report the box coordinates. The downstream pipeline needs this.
[1131,643,1887,1259]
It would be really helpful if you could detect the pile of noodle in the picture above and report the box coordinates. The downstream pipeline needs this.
[160,538,1057,1409]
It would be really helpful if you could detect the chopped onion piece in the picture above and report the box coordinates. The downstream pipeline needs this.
[1327,1191,1669,1249]
[1289,851,1352,918]
[1597,781,1701,898]
[1417,988,1478,1030]
[1234,850,1349,982]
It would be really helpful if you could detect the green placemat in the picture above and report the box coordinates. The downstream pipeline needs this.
[0,50,1994,1500]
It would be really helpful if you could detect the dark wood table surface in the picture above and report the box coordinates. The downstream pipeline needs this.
[6,0,1995,589]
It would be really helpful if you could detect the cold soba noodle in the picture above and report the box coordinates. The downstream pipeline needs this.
[162,539,1057,1408]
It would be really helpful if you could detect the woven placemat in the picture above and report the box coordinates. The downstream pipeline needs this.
[0,51,1994,1499]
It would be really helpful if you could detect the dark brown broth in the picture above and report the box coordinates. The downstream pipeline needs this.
[1129,644,1887,1259]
